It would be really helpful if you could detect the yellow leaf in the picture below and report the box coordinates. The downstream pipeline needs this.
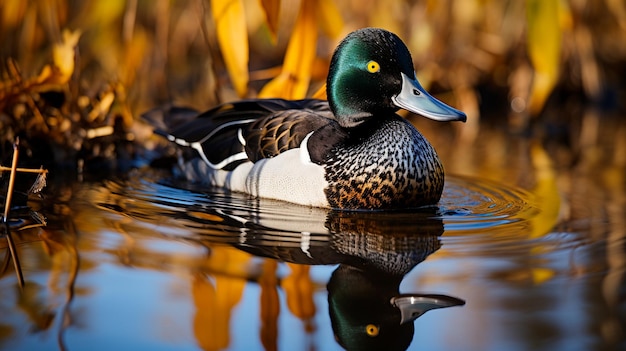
[34,65,54,85]
[259,0,317,99]
[312,83,327,99]
[257,73,289,99]
[212,0,249,97]
[259,0,281,40]
[53,29,81,84]
[526,0,561,115]
[32,29,81,87]
[316,0,343,38]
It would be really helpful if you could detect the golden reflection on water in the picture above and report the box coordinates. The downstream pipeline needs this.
[192,269,246,351]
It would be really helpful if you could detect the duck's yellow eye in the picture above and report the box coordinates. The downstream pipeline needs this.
[366,61,380,73]
[365,324,379,337]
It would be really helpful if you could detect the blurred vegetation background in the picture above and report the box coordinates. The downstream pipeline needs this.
[0,0,624,170]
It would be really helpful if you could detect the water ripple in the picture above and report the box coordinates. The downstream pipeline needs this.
[93,173,572,257]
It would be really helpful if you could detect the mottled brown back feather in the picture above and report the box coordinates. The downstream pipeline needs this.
[244,109,343,163]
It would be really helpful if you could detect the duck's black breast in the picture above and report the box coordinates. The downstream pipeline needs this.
[323,115,444,209]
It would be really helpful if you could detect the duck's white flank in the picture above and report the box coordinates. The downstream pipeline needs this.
[179,131,330,208]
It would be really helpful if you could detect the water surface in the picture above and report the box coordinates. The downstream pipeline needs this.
[1,121,624,351]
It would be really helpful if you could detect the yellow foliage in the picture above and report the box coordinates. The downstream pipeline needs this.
[526,0,562,115]
[36,29,81,86]
[212,0,250,97]
[259,0,318,99]
[312,83,327,100]
[1,0,624,153]
[316,0,344,38]
[52,27,79,79]
[260,0,281,39]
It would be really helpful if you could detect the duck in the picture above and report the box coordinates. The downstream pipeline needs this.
[151,27,466,209]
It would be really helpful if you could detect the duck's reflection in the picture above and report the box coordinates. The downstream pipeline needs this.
[218,208,465,351]
[95,179,466,350]
[328,210,464,350]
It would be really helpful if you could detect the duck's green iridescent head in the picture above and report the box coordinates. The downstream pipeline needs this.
[327,28,467,128]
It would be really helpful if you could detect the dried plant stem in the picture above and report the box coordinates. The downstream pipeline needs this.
[0,166,48,174]
[2,139,25,288]
[3,139,19,221]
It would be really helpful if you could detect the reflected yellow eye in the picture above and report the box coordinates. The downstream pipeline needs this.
[366,60,380,73]
[365,324,379,337]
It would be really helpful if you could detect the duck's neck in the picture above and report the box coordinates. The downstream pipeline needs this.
[327,79,396,129]
[342,113,397,141]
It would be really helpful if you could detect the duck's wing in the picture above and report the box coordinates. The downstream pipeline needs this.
[152,99,345,170]
[243,101,339,162]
